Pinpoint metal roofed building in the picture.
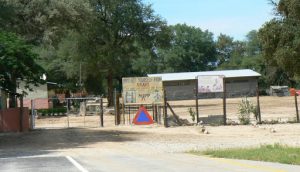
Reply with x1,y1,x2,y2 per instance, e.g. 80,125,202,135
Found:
148,69,261,100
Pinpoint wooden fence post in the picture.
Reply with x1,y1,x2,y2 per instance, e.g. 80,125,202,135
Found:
114,89,117,125
128,106,131,124
117,93,121,125
256,85,262,124
122,94,125,125
223,78,227,125
295,93,299,122
100,98,104,127
163,90,168,128
195,79,199,124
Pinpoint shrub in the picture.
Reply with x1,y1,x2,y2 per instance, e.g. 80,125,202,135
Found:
188,107,196,122
37,108,67,117
238,97,256,125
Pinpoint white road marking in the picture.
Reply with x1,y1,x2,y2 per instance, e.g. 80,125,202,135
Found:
66,156,89,172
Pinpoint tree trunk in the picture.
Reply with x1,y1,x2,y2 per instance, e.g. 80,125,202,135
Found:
107,72,114,107
8,93,17,108
8,77,17,108
0,90,7,110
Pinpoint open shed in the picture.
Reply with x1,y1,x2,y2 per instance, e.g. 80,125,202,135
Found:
148,69,261,100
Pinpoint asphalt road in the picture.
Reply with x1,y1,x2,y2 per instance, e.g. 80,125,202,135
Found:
0,156,79,172
1,150,300,172
73,148,300,172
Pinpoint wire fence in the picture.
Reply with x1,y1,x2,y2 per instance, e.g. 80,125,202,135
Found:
27,97,116,129
24,92,300,128
167,95,299,125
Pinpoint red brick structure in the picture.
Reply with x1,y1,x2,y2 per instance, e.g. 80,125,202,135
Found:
23,98,49,109
0,108,30,132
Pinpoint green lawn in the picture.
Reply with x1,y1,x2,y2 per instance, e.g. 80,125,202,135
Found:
189,144,300,165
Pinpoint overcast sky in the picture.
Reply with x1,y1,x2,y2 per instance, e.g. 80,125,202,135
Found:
144,0,275,40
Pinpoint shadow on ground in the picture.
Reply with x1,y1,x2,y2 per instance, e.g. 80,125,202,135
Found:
0,128,144,158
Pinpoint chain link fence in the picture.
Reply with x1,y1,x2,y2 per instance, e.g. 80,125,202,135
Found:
29,97,116,129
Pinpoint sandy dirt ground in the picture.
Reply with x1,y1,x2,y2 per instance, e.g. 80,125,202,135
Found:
168,96,298,122
25,96,300,155
1,124,300,157
1,96,300,171
34,96,299,129
1,123,300,171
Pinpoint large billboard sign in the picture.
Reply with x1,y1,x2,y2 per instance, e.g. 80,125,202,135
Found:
197,75,224,93
122,77,163,105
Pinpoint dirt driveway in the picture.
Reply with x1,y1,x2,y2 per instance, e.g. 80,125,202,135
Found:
1,124,300,171
1,124,300,156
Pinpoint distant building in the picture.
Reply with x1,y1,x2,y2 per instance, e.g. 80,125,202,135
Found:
17,82,49,109
148,69,261,100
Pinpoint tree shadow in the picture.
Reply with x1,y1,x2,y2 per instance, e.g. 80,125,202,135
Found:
0,128,145,158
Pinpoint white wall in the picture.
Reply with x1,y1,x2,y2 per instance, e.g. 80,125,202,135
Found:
17,82,48,99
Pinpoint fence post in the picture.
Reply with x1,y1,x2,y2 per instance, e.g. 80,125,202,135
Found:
128,106,131,124
152,104,155,122
31,99,35,129
19,95,23,132
256,85,262,124
223,78,227,125
100,98,104,127
117,93,121,125
114,89,117,125
163,90,168,128
114,89,121,125
122,94,125,125
195,79,199,124
295,93,299,122
67,98,69,113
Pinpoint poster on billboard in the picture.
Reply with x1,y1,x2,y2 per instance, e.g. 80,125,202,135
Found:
122,77,163,105
197,75,224,93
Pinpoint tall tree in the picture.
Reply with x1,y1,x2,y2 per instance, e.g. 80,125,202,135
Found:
0,31,45,107
0,0,93,96
259,0,300,86
158,24,216,72
246,30,262,56
77,0,170,106
0,0,92,45
216,34,234,65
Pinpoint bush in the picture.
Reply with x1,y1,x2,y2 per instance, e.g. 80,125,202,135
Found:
188,107,196,122
238,97,256,125
37,108,67,117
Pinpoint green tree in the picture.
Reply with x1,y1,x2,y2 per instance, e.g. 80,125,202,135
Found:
0,31,45,107
259,0,300,86
0,0,93,96
159,24,216,72
216,34,234,65
0,0,92,45
76,0,170,106
246,30,261,56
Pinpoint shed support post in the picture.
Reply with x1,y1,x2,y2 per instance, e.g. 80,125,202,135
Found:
195,79,199,124
295,93,299,123
163,90,168,128
223,78,227,125
256,83,262,124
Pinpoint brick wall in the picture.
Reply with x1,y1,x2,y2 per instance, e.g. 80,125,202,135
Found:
22,98,50,109
0,108,29,132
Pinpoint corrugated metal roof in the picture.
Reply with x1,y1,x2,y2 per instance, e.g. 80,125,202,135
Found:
148,69,261,81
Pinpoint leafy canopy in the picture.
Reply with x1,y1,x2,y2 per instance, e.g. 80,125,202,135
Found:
159,24,216,72
259,0,300,85
0,31,45,93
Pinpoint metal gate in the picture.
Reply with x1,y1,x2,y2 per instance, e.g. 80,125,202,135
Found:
31,97,110,129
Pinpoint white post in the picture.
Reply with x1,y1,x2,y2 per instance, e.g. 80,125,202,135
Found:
31,99,35,129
